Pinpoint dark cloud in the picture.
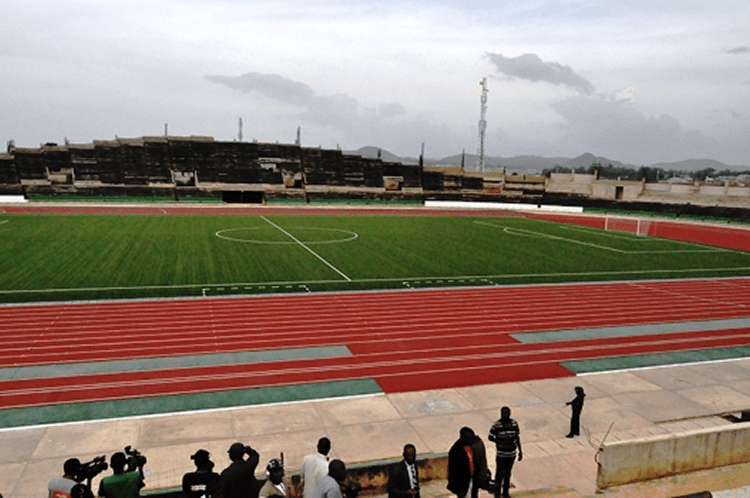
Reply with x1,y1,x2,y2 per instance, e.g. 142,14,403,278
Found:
486,53,595,95
726,47,750,54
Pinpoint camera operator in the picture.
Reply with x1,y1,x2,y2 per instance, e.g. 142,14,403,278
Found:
98,450,145,498
49,458,80,498
219,442,260,498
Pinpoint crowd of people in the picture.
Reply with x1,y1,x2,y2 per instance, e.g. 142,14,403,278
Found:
47,388,585,498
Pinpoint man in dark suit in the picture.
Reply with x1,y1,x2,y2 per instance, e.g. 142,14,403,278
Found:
387,444,420,498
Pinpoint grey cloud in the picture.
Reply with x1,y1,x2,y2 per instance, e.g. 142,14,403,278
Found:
549,96,717,164
486,53,595,95
205,71,463,156
726,47,750,54
205,73,315,106
379,102,407,118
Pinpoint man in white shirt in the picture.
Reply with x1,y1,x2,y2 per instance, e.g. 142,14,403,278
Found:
300,437,331,498
312,460,346,498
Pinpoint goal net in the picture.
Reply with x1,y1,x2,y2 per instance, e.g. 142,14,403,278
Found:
604,216,651,236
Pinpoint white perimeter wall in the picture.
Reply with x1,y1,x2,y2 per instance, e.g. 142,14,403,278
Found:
424,200,583,213
596,422,750,490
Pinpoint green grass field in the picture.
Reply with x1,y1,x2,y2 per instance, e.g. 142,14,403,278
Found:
1,213,749,303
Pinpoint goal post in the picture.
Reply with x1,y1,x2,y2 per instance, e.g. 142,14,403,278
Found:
604,215,650,236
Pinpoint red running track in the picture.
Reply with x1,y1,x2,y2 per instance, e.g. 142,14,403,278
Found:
2,277,750,409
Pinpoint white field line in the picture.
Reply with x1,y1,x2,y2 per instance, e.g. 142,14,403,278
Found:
475,220,730,254
559,224,730,250
261,215,351,282
3,270,750,297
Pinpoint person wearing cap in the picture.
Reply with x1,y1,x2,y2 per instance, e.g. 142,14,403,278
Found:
259,459,286,498
300,437,331,498
182,449,220,498
312,459,346,498
565,386,586,438
49,458,81,498
220,442,260,498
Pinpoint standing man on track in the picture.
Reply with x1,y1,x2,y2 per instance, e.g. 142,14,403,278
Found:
488,407,522,498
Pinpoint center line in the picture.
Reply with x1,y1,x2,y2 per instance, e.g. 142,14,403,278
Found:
261,216,351,281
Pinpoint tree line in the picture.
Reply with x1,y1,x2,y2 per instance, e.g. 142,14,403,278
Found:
542,163,750,183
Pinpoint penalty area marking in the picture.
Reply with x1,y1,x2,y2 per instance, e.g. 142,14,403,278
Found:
474,220,730,254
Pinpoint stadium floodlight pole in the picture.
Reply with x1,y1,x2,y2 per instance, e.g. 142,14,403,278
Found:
477,77,488,172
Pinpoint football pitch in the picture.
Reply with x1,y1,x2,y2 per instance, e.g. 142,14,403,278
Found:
1,212,749,303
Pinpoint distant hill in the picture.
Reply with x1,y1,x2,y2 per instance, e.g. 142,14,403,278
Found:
347,147,742,175
650,158,739,172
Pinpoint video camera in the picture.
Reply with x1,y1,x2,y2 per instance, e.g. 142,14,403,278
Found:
124,446,147,470
75,456,108,483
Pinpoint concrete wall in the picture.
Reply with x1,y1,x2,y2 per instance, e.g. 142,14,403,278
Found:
596,422,750,490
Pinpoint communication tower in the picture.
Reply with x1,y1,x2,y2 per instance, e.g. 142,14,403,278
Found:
477,77,488,171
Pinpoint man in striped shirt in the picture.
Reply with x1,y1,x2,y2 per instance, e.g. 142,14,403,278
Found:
488,407,522,498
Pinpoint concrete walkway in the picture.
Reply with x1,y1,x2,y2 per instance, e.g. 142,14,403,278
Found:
4,359,750,498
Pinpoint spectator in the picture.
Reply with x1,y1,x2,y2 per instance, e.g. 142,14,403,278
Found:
98,452,145,498
565,386,586,438
488,407,522,498
447,427,488,498
259,459,286,498
49,458,80,498
220,442,260,498
182,449,220,498
387,444,419,498
71,484,95,498
313,460,346,498
300,437,331,498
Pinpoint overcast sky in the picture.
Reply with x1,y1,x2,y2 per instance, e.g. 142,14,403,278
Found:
2,0,749,166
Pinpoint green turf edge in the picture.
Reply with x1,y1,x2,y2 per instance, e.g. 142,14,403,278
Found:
562,346,750,374
0,379,382,429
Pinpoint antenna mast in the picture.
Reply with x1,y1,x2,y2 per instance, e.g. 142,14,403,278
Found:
477,77,488,172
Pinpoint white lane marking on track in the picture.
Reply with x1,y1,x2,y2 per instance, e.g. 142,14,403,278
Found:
261,216,351,281
629,280,749,308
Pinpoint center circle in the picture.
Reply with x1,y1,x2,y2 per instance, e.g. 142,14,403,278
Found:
215,226,358,244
